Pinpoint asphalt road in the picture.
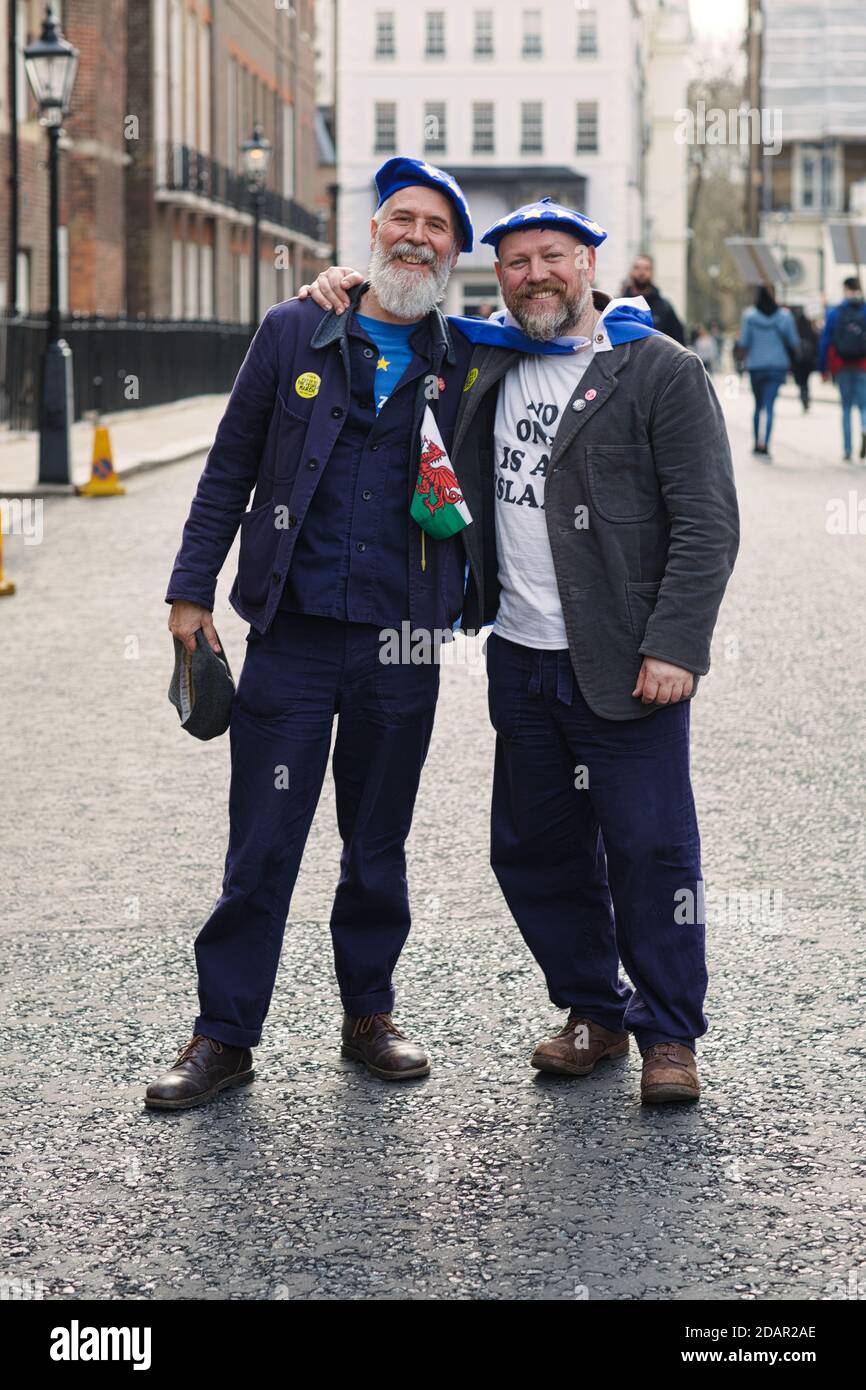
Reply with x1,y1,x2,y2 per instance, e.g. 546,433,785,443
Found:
0,379,863,1301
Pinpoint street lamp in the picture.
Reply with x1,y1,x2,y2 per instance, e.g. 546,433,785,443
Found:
24,3,79,485
241,123,272,335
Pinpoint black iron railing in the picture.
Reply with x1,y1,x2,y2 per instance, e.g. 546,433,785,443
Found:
155,143,323,243
0,314,254,432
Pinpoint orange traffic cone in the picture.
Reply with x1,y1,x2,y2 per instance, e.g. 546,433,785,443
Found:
0,526,15,597
76,423,126,497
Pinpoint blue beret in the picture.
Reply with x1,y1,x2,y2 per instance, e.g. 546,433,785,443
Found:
374,157,474,253
481,197,607,253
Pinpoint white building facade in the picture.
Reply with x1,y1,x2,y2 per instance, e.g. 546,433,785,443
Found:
759,0,866,306
335,1,664,315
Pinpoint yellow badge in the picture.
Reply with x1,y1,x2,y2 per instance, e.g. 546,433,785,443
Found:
463,367,479,392
295,371,321,399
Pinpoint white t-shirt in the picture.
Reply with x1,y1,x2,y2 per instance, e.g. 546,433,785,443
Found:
493,336,595,648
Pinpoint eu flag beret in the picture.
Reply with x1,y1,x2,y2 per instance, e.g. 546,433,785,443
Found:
481,197,607,253
374,157,474,253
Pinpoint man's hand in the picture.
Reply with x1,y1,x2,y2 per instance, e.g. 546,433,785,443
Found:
168,601,221,655
296,266,365,314
632,657,694,706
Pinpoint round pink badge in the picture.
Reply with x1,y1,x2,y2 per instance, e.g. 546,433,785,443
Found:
584,388,597,401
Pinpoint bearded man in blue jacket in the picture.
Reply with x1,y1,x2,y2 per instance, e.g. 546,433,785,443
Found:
147,159,477,1108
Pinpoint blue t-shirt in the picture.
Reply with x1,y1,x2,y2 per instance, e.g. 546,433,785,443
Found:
354,314,417,412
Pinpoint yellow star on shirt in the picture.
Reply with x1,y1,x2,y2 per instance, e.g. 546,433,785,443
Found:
376,355,390,371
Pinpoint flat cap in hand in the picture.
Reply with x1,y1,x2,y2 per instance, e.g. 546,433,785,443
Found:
168,628,235,741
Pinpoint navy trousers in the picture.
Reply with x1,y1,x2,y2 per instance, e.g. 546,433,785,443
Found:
486,632,706,1053
193,612,439,1048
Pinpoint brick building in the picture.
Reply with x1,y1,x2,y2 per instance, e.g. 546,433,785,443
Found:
0,0,328,323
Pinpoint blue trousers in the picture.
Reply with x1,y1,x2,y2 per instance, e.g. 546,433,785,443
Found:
193,612,439,1048
486,633,706,1053
749,368,786,447
836,368,866,454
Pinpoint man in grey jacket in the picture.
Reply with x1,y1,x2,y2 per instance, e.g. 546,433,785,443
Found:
302,200,739,1104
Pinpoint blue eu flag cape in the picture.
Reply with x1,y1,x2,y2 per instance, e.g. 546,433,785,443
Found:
449,297,662,353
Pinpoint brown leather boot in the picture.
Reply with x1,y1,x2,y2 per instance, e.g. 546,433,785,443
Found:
340,1013,429,1080
640,1042,700,1103
144,1034,255,1110
530,1015,629,1076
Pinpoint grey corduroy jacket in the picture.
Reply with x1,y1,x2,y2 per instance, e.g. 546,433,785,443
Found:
450,296,740,721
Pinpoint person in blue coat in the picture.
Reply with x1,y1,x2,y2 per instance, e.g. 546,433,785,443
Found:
147,159,479,1107
817,277,866,462
737,286,800,459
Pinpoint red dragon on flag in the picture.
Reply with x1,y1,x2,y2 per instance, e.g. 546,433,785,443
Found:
415,436,464,515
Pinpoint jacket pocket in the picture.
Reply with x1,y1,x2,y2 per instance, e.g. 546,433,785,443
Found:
586,444,660,523
625,579,662,642
236,500,282,611
271,390,312,480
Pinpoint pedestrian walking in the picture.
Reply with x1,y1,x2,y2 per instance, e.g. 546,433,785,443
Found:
817,276,866,462
791,306,818,411
693,324,720,374
736,286,801,459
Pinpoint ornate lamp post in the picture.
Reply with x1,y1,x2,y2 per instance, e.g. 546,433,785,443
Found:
23,2,80,485
241,123,272,335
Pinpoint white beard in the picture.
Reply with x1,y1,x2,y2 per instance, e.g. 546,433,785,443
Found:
367,238,453,319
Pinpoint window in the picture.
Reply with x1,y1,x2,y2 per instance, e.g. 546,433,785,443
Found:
200,242,214,319
576,101,598,153
185,241,199,318
463,281,499,317
375,11,395,58
577,8,598,57
185,11,196,148
58,225,69,315
795,142,840,212
472,101,494,154
16,249,31,315
522,8,542,58
521,101,543,155
227,56,238,171
15,0,28,121
154,0,169,183
283,104,295,195
198,22,211,156
374,101,397,154
425,10,445,58
474,10,494,58
424,101,446,155
171,240,183,319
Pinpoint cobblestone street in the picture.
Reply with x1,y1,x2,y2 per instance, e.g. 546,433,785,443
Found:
1,379,864,1301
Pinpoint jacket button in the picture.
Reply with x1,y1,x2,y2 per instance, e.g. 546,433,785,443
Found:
271,572,281,584
356,541,367,552
362,489,373,500
288,514,298,527
370,443,380,452
331,406,343,418
307,458,318,469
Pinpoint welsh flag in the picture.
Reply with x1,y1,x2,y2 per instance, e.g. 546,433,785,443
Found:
410,406,473,540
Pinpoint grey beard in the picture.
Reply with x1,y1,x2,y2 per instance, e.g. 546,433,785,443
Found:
507,282,592,341
367,239,452,318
